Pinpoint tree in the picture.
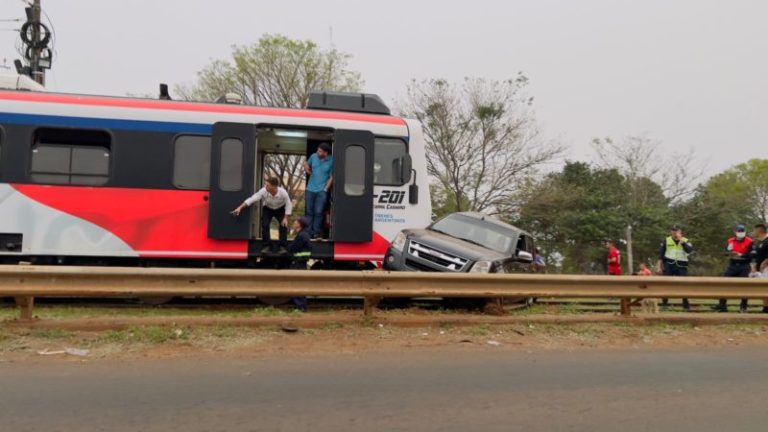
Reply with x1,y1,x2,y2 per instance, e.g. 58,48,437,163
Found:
176,34,363,107
672,159,768,275
401,76,562,217
592,135,704,202
516,162,669,274
176,34,364,203
711,159,768,223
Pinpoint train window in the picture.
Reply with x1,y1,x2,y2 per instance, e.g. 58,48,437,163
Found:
173,135,211,190
374,138,407,186
30,128,111,186
70,147,110,185
344,145,366,196
516,235,535,255
219,138,243,191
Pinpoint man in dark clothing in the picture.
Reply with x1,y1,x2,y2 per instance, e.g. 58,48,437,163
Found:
750,224,768,313
287,216,312,311
715,224,753,313
656,226,694,310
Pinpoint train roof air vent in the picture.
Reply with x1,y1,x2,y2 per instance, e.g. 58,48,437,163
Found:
215,93,244,104
307,91,391,115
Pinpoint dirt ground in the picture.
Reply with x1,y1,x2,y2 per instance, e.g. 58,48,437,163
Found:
3,306,768,363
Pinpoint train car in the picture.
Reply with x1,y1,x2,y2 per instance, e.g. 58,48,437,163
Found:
0,89,432,268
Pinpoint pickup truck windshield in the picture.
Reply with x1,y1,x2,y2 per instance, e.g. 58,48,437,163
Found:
430,214,515,254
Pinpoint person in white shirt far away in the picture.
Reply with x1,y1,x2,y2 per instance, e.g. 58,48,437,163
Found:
231,177,293,254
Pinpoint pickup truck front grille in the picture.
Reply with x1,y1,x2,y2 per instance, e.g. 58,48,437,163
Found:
405,259,441,272
407,241,469,272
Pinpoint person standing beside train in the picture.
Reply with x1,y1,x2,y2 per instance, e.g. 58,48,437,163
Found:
303,142,334,239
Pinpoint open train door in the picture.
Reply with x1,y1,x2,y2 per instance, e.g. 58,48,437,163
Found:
208,122,257,240
331,129,375,242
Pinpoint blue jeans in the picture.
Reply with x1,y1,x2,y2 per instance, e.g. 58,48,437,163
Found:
305,190,327,237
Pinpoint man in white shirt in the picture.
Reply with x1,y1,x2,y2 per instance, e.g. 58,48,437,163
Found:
231,177,293,254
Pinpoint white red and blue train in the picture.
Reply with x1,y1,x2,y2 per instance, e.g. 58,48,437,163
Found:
0,88,431,267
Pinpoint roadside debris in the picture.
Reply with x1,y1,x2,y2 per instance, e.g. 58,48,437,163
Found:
281,324,299,333
37,348,90,357
487,340,502,346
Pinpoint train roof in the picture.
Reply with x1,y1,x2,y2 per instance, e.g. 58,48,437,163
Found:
0,90,406,126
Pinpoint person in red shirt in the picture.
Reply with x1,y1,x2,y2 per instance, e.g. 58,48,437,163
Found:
605,239,622,275
638,263,653,276
714,224,754,313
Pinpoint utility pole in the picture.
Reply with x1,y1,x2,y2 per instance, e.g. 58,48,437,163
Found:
626,225,634,275
16,0,52,86
29,0,43,84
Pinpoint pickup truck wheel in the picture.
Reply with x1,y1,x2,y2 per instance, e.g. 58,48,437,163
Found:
443,297,488,311
258,297,292,306
138,296,174,306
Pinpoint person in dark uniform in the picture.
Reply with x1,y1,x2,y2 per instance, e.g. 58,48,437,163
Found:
714,224,753,313
656,226,694,310
287,216,312,312
749,224,768,313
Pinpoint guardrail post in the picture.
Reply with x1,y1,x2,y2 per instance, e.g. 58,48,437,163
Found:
363,296,381,317
619,298,632,317
14,296,35,321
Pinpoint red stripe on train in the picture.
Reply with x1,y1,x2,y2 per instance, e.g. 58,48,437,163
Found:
12,184,392,261
334,232,391,262
12,184,247,258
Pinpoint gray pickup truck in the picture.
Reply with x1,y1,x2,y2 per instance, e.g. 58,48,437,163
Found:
384,212,536,274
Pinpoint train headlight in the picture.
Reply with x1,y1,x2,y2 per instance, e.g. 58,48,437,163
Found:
391,232,408,251
469,261,492,273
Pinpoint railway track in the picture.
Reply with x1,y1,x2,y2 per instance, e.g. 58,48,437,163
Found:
0,295,743,314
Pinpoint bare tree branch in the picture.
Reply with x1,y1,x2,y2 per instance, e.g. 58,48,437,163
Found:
592,135,706,202
401,76,563,216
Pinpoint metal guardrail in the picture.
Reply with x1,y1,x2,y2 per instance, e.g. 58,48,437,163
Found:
2,265,768,320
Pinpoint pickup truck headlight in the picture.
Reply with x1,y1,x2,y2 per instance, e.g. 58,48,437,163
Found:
469,261,492,273
391,232,407,251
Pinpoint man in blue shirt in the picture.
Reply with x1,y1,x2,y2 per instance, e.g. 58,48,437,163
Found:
303,142,334,238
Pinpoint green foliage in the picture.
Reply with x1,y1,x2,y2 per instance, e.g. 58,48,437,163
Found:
28,328,73,340
516,161,669,273
430,184,469,219
176,34,363,108
517,158,768,275
672,159,768,275
175,34,364,204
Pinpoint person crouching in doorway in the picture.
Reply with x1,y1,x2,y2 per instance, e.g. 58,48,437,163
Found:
231,177,292,254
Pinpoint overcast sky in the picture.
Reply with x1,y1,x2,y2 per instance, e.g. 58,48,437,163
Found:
1,0,766,173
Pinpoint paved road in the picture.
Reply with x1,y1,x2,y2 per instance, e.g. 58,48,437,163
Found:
2,347,768,432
